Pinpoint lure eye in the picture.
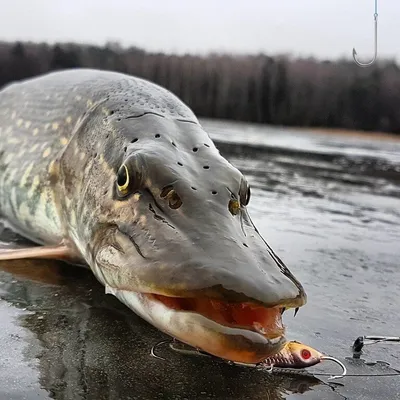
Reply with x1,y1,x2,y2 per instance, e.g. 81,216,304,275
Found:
117,164,130,196
301,349,312,360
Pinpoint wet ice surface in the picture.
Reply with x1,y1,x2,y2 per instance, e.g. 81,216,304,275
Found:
0,119,399,399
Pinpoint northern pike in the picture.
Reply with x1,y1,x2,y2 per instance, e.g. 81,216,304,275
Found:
0,69,306,364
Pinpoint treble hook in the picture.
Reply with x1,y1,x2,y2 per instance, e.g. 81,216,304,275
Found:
353,0,378,67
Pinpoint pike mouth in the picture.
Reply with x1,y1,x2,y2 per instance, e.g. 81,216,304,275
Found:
107,287,289,364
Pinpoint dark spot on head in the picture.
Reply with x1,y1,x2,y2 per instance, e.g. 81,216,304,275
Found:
204,143,210,148
192,147,198,152
94,152,98,158
191,186,197,191
243,243,249,248
106,134,110,139
103,189,108,196
155,134,161,138
160,185,182,209
110,111,115,115
169,192,182,209
160,185,174,198
131,138,138,143
117,118,121,122
172,142,176,147
177,162,183,166
125,99,128,102
203,165,210,170
124,146,127,152
212,190,217,195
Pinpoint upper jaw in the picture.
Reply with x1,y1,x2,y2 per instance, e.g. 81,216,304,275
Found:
95,247,307,309
95,207,307,309
105,246,307,309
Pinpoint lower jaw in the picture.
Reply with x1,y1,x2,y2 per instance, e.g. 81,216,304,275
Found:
105,286,287,364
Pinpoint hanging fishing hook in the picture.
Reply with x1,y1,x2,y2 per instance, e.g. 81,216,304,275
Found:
353,0,378,67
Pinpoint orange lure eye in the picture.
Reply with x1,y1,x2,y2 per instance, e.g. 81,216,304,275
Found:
301,349,312,360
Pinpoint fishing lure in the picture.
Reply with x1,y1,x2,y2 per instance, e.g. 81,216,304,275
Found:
151,339,347,380
152,338,400,379
257,340,347,380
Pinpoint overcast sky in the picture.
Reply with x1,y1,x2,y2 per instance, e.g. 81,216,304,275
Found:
0,0,398,61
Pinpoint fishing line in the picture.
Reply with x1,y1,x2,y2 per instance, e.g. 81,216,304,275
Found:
263,368,400,378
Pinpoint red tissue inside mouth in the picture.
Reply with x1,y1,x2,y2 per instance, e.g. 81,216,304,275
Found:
148,294,284,338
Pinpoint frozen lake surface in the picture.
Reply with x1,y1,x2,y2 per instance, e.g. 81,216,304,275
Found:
0,119,399,399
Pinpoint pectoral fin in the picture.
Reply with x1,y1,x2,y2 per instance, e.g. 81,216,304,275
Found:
0,243,77,261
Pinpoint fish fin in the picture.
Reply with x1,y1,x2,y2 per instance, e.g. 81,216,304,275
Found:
0,243,77,261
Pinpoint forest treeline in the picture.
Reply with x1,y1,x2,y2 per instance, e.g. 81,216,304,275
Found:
1,41,399,133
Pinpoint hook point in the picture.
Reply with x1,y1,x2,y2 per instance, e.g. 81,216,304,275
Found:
321,356,347,380
150,339,170,361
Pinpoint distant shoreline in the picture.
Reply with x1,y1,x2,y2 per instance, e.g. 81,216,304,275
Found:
303,127,400,142
1,41,400,136
202,118,400,142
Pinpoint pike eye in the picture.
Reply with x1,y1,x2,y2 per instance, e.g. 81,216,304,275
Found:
116,164,130,196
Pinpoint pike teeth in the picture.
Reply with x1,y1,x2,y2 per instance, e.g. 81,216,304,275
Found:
268,336,284,345
294,307,299,317
280,307,286,315
105,285,116,295
253,322,267,335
